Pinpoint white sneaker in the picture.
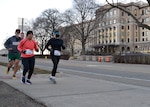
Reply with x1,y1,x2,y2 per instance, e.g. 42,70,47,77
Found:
17,68,23,74
49,76,56,84
19,68,23,73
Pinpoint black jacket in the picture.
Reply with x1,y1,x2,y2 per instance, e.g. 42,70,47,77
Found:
45,38,65,55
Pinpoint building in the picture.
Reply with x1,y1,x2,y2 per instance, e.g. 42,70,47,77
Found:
93,1,150,54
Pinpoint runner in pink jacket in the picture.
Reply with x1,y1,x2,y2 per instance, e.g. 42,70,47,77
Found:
18,30,39,84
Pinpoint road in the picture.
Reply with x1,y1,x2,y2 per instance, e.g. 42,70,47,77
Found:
0,56,150,87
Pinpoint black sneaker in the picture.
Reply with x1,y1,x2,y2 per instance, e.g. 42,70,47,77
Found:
21,76,25,84
26,79,32,85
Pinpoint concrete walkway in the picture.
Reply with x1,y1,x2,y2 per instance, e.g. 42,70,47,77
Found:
1,65,150,107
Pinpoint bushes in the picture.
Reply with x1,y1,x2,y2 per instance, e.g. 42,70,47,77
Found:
113,53,150,64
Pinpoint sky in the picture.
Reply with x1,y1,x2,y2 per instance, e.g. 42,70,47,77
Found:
0,0,147,49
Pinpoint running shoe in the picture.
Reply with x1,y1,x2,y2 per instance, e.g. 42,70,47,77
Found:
49,77,56,84
26,79,32,85
6,70,9,75
12,75,17,79
21,76,25,84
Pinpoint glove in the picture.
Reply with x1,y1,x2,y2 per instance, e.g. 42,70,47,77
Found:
22,50,26,54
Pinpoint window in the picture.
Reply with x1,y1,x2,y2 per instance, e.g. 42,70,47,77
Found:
146,31,148,36
122,26,124,30
142,38,144,41
142,32,144,36
128,26,129,30
99,23,101,27
106,22,108,25
102,29,104,32
135,32,137,37
128,19,131,23
135,38,138,42
128,38,130,43
135,26,138,30
106,12,109,18
114,10,116,16
121,19,125,23
114,39,116,43
146,8,149,15
142,10,144,15
134,9,137,16
114,19,116,23
110,20,112,24
128,32,130,37
145,18,149,22
122,12,124,16
102,22,105,26
110,11,112,17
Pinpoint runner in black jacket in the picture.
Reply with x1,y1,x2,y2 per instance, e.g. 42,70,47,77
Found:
45,31,65,84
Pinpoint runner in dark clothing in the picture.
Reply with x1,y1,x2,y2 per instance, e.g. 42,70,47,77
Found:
45,31,65,84
4,29,22,79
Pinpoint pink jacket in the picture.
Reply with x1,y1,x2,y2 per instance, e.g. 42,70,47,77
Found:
18,38,38,58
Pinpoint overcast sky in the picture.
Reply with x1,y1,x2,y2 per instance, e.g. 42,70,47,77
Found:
0,0,147,49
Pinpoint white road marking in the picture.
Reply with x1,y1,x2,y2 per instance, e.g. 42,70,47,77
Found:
86,65,113,67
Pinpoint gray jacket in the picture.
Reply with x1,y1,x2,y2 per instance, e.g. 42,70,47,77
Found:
4,35,22,54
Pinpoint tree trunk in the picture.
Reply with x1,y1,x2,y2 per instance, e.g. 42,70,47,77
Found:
81,42,86,55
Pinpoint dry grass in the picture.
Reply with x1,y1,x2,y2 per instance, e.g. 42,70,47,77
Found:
0,62,50,74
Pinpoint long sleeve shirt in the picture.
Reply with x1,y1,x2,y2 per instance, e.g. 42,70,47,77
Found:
4,36,22,54
17,38,38,58
45,38,65,55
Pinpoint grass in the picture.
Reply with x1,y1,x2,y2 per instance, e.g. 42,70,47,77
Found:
0,62,50,74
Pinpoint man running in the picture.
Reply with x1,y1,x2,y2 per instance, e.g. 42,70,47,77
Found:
4,29,22,79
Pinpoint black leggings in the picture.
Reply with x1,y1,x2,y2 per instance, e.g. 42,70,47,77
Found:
22,56,35,79
51,55,60,76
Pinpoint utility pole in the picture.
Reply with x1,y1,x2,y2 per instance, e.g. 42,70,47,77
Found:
21,18,24,32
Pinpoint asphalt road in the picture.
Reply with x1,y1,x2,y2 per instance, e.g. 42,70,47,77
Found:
0,56,150,87
34,58,150,87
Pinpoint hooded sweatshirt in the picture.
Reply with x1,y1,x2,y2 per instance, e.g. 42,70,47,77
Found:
4,35,22,54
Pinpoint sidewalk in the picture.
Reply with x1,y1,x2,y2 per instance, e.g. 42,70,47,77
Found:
1,65,150,107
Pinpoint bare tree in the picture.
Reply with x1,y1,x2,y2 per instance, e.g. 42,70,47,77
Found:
32,17,50,55
40,9,64,36
60,25,80,56
63,0,100,55
32,9,63,55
